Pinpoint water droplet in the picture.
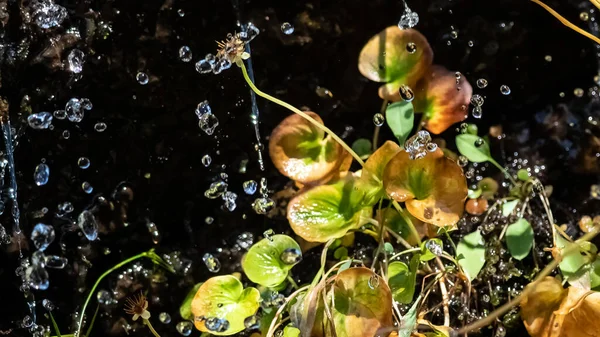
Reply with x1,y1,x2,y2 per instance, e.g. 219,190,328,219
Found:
202,154,212,167
204,317,229,332
281,22,294,34
28,112,53,130
500,85,511,95
31,223,55,251
373,113,385,126
22,315,33,328
425,240,443,256
147,222,161,244
243,180,257,195
470,94,484,107
280,248,302,264
205,181,228,199
68,49,85,73
26,265,49,290
177,9,185,17
77,210,98,241
474,138,485,148
57,201,74,214
406,42,417,53
315,86,333,98
179,46,192,62
404,130,432,159
472,106,483,119
176,321,193,336
591,184,600,199
399,85,414,102
198,112,219,135
53,110,67,120
43,299,55,311
94,122,107,132
574,88,584,97
195,59,213,74
455,72,462,84
80,98,93,110
222,191,237,211
78,157,90,169
202,253,221,273
368,274,380,289
33,1,67,29
240,23,260,43
65,98,84,123
580,12,590,21
244,315,260,330
476,78,488,89
252,197,274,214
34,163,50,186
159,312,171,324
44,255,68,269
81,181,93,194
544,55,552,62
62,130,70,139
398,8,419,29
196,100,211,116
96,289,115,305
136,72,149,85
205,217,214,224
426,142,438,152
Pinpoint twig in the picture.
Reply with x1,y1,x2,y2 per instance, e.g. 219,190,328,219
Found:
530,0,600,45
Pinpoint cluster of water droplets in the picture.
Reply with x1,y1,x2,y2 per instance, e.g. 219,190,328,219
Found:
25,224,68,290
195,24,260,75
196,100,219,135
398,1,419,30
404,130,437,159
163,251,193,275
32,0,68,29
204,174,238,212
251,177,275,214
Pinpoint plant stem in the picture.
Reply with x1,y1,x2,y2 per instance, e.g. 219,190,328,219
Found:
531,0,600,45
287,275,299,289
49,311,62,337
372,100,388,151
144,319,161,337
237,60,365,166
456,228,600,334
489,158,518,186
392,201,422,245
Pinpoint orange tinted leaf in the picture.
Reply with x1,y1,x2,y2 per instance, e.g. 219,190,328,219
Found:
269,112,350,184
359,141,402,203
358,27,433,101
383,150,467,228
413,66,472,134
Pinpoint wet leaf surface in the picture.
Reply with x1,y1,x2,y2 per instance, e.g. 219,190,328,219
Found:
242,234,301,287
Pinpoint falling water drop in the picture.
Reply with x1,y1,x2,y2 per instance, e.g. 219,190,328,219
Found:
500,85,511,95
179,46,192,62
373,113,385,126
34,163,50,186
281,22,294,35
202,253,221,273
136,72,149,85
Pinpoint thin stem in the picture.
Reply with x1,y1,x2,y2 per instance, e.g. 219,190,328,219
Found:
266,286,309,337
390,247,421,260
237,60,364,166
392,201,422,245
287,275,299,290
456,228,600,334
385,227,413,250
372,100,389,151
49,311,62,337
489,158,518,186
531,0,600,45
592,0,600,11
144,319,161,337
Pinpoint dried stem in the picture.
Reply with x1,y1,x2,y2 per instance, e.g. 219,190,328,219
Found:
531,0,600,45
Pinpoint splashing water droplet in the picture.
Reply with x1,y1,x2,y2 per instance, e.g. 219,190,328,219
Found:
373,113,385,126
222,191,237,211
477,78,488,89
94,122,107,132
136,72,149,85
31,223,55,251
159,312,171,324
252,197,274,214
472,106,483,119
202,253,221,273
202,154,212,167
425,240,443,256
78,157,90,169
77,210,98,241
398,5,419,29
26,265,49,290
33,1,67,29
44,255,68,269
81,181,93,194
280,248,302,264
404,130,433,159
196,100,212,116
243,180,257,195
263,229,275,241
470,94,484,107
68,49,85,73
28,112,53,130
204,181,228,199
43,299,55,311
281,22,294,34
53,110,67,120
399,85,414,102
34,163,50,186
65,98,84,123
179,46,192,62
244,315,260,330
500,85,511,95
195,59,213,74
198,112,219,135
176,321,193,336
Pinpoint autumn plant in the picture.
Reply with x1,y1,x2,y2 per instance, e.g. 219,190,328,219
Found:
181,20,600,337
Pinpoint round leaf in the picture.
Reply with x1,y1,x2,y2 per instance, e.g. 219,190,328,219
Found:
360,141,402,203
455,134,491,163
456,230,485,281
413,66,472,134
330,267,394,337
351,138,372,158
191,275,261,335
388,255,419,304
420,239,443,261
242,235,302,287
180,282,203,320
505,218,534,260
269,112,351,184
383,149,467,227
358,27,433,101
386,101,415,146
288,175,372,242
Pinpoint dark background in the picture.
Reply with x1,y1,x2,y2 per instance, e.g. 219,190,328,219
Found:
1,0,600,336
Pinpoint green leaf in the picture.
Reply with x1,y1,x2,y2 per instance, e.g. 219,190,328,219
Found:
456,230,486,281
388,255,419,304
384,242,395,254
259,308,276,336
191,275,261,336
288,175,373,243
352,138,372,159
283,326,301,337
334,247,349,260
421,239,443,261
242,235,302,288
590,260,600,290
455,134,491,163
502,200,519,217
180,282,203,320
398,296,420,337
338,259,352,274
506,219,534,260
555,234,588,283
48,311,62,337
386,101,415,145
468,188,482,199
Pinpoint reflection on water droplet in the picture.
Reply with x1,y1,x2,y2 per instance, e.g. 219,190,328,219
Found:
176,321,193,336
179,46,192,62
580,12,590,21
94,122,107,132
136,72,149,85
398,7,419,29
476,78,488,89
280,248,302,264
368,274,380,289
205,181,228,199
373,113,385,126
243,180,257,195
425,240,443,256
28,112,53,130
406,42,417,54
159,312,171,324
202,154,212,167
458,156,468,167
399,85,414,102
244,315,260,330
404,130,432,159
31,223,55,251
499,85,511,95
252,197,274,214
68,49,85,73
574,88,584,98
81,181,93,194
203,253,221,273
281,22,294,34
34,163,50,186
472,106,483,119
474,138,485,148
77,210,98,241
